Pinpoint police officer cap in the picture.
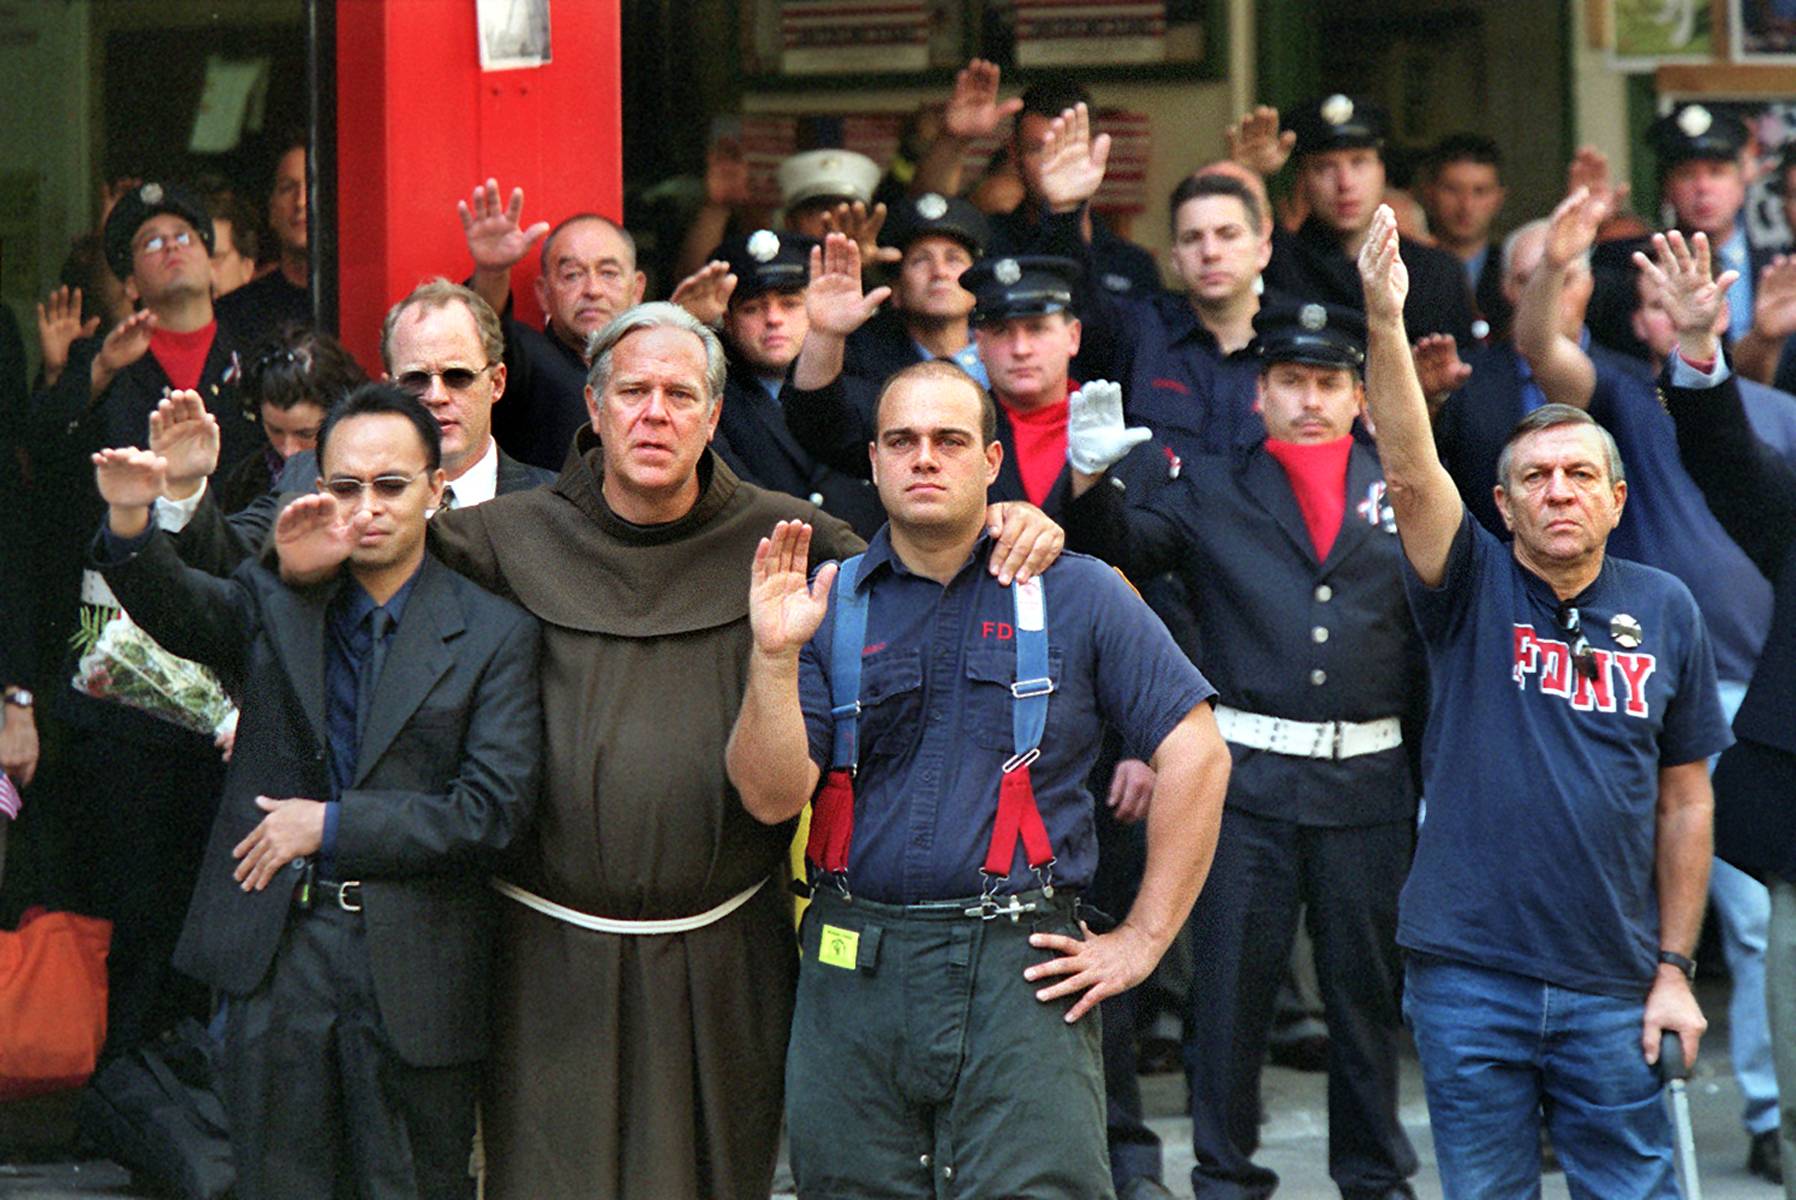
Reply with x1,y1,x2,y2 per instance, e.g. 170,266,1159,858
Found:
1647,104,1749,167
1286,95,1388,159
961,255,1080,325
103,180,215,281
778,149,881,211
1250,300,1367,372
713,229,817,303
880,192,992,257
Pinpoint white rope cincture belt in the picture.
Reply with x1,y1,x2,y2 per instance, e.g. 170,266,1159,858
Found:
1214,704,1402,761
490,876,766,935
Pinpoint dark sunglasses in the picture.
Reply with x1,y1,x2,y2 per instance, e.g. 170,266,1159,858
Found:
394,364,492,395
322,471,428,502
1554,603,1600,683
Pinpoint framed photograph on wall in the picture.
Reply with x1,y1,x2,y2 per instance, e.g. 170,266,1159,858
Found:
1610,0,1718,70
1731,0,1796,61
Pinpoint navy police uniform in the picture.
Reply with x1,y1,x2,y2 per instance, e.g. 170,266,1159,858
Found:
1649,103,1769,343
783,254,1178,523
842,192,992,388
1065,300,1425,1199
783,526,1214,1199
710,229,885,538
1265,97,1477,345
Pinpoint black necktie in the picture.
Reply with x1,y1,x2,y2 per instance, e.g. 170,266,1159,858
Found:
440,484,457,512
354,607,393,743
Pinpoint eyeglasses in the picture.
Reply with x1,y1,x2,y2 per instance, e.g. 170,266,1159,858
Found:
321,471,429,502
136,230,194,255
394,364,494,395
1555,603,1600,683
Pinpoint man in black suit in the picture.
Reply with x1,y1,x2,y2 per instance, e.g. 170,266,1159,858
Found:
154,279,553,574
91,384,542,1199
1656,230,1796,1184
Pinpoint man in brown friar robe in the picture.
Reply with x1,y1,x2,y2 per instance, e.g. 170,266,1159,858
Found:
417,301,1066,1199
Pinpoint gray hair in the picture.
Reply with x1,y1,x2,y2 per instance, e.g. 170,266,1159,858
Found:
1495,403,1626,488
584,302,727,408
1501,218,1589,284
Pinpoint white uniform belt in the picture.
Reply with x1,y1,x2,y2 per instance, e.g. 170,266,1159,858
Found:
490,876,765,935
1214,705,1402,761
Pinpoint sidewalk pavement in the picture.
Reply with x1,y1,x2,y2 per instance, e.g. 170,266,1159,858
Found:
1,983,1779,1198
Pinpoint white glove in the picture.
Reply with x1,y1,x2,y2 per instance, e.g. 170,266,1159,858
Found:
1066,380,1151,474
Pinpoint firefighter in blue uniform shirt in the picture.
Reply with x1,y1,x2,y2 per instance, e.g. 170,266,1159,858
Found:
1064,299,1427,1199
710,228,886,537
727,358,1232,1199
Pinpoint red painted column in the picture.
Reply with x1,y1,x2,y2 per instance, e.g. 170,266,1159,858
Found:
334,0,623,371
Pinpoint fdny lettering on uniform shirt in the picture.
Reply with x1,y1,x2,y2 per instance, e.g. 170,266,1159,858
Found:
1512,624,1657,718
979,622,1016,641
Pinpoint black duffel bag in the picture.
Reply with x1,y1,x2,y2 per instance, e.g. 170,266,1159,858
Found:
77,1017,234,1199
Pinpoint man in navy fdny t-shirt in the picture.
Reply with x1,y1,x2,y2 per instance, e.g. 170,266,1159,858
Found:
1357,207,1732,1198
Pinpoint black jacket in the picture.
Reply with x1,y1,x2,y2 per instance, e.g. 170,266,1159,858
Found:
1265,219,1477,345
1065,439,1427,826
715,352,885,538
97,535,541,1067
1663,367,1796,759
491,315,591,473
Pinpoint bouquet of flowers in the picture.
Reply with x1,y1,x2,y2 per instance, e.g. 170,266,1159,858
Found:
70,608,237,738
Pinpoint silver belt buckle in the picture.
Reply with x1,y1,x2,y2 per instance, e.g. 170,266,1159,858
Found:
962,893,1037,922
336,880,363,913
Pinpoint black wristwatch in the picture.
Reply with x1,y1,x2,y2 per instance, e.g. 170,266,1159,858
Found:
1658,950,1697,981
3,686,33,710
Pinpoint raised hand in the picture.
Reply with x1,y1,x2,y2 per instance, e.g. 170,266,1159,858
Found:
1565,145,1631,216
705,136,751,209
1066,380,1149,474
1752,255,1796,341
1038,103,1112,213
92,309,157,390
458,178,551,275
943,58,1022,141
821,200,902,268
1543,186,1611,270
805,233,892,339
1357,205,1410,323
149,390,221,495
670,260,738,326
274,492,366,584
92,446,169,510
35,285,99,386
1633,230,1738,359
748,520,837,659
1412,334,1472,405
1226,105,1295,178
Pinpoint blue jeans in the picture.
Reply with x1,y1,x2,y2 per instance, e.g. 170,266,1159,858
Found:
1404,956,1678,1200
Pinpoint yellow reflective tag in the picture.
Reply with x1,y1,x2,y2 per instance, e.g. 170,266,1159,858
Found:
818,924,860,970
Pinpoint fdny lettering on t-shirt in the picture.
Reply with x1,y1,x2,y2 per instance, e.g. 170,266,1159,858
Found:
1512,624,1657,717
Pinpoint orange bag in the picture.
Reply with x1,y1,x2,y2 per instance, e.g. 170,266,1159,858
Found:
0,907,112,1099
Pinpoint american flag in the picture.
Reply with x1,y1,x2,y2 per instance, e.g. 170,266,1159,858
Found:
0,771,20,820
